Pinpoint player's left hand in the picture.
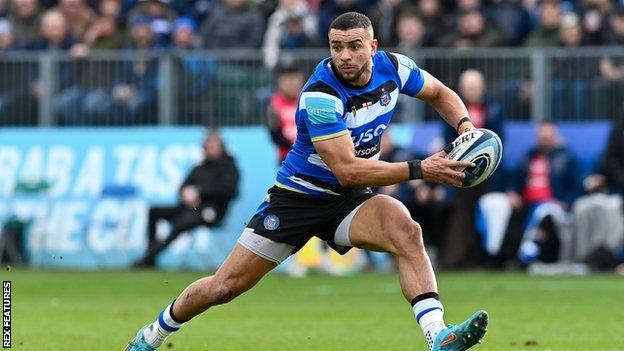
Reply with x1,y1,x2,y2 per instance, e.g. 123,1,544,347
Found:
421,150,475,186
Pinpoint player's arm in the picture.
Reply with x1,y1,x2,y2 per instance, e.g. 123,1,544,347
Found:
416,70,475,135
313,133,473,187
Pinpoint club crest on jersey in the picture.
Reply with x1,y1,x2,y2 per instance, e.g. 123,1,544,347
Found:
380,91,391,106
263,215,280,230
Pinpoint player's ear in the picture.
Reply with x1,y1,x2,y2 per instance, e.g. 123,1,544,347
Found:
370,38,378,56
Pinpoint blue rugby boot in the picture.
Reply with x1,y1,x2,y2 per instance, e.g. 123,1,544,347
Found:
124,325,156,351
432,310,488,351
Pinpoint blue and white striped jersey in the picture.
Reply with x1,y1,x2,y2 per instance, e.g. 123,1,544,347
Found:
275,50,427,196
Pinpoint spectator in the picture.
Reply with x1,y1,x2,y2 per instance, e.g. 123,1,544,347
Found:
440,69,505,268
550,13,595,120
133,131,239,268
172,17,218,122
263,0,318,68
0,19,15,51
127,0,177,47
487,0,533,45
8,0,41,49
98,0,126,29
30,10,78,121
439,9,505,48
83,14,125,49
507,122,581,264
56,0,97,41
368,0,409,46
580,6,608,45
201,0,264,49
416,0,447,44
524,0,561,47
605,6,624,45
172,0,214,23
395,11,432,50
267,64,303,163
109,16,159,123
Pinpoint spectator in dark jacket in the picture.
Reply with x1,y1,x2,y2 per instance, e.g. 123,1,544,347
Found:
440,69,505,268
133,131,240,267
201,0,264,49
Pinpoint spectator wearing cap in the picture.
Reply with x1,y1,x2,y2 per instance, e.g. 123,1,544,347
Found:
524,0,561,47
172,17,199,49
8,0,41,49
263,0,318,68
55,0,97,41
201,0,264,49
127,0,177,47
171,16,217,123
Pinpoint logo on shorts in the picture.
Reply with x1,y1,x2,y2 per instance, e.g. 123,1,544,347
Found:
380,91,391,106
263,215,280,230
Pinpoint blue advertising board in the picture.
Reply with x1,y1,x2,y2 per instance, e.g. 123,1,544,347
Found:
0,127,277,270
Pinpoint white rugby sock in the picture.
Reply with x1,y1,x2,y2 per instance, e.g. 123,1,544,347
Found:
143,302,186,348
411,293,445,350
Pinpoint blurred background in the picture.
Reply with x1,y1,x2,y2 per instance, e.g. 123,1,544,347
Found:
1,0,624,276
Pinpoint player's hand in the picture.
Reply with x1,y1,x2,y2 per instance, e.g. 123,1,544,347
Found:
181,186,201,208
421,151,475,186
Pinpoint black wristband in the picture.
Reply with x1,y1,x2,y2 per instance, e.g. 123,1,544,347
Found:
456,116,471,132
443,142,454,154
407,160,422,180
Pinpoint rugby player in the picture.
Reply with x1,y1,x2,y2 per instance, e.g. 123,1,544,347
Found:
126,11,488,351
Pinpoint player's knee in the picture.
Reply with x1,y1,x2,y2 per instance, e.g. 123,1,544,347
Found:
390,219,424,255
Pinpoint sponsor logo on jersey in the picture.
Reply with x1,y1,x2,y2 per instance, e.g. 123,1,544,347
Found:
352,123,387,147
354,143,380,158
263,215,280,230
380,91,391,106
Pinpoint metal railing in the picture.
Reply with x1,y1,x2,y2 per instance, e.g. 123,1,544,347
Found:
0,47,622,127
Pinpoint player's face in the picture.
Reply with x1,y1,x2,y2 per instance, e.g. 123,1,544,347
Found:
328,28,377,86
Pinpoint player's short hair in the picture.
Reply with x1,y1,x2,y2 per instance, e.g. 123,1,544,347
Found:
329,12,372,32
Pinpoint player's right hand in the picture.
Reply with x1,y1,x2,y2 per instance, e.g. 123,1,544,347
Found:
421,151,475,187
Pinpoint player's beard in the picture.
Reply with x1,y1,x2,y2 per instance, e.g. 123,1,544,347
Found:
340,61,370,84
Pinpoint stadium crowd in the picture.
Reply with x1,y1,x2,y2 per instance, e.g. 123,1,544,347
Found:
1,0,623,52
0,0,624,124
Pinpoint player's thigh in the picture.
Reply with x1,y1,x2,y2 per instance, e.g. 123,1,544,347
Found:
348,194,420,253
212,242,278,293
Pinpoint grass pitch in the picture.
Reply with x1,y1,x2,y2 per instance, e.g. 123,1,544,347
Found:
6,269,623,351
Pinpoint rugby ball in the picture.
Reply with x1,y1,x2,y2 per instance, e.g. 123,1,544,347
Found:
445,128,502,188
